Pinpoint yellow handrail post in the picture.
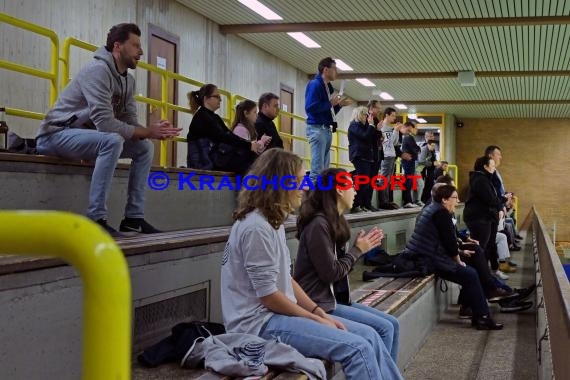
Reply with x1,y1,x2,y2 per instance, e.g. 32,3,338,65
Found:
447,164,459,189
0,211,131,380
160,71,168,167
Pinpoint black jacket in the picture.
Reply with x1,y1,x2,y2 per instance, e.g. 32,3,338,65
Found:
401,135,420,161
404,202,459,275
187,107,251,149
254,112,283,149
463,170,501,223
347,120,377,162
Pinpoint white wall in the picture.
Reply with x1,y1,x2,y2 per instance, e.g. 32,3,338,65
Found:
1,0,354,167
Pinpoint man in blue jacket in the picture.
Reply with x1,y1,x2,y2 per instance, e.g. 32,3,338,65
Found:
305,57,352,182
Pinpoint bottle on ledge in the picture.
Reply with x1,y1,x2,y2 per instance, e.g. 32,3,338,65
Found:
0,107,9,151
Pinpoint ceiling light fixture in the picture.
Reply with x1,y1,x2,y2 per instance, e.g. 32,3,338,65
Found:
355,78,375,87
408,113,417,119
287,32,321,48
379,92,393,100
237,0,282,20
334,59,353,71
416,118,427,123
394,104,407,110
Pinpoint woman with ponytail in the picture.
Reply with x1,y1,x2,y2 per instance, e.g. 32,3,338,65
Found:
186,84,262,173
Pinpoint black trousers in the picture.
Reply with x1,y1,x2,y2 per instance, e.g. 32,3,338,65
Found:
460,244,497,298
436,263,489,318
466,219,499,271
352,159,374,208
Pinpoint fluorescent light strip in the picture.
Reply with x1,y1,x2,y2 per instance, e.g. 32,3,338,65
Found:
408,113,417,119
394,104,407,110
287,32,321,48
416,118,427,123
355,78,375,87
238,0,282,20
334,59,353,71
379,92,393,100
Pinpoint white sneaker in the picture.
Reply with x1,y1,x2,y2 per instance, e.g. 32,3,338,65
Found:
414,201,425,207
494,270,509,280
403,203,418,208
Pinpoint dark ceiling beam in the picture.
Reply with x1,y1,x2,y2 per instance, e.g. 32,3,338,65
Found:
219,16,570,34
337,70,570,80
380,100,570,105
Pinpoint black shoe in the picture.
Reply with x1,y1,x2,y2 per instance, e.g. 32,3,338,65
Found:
471,315,503,330
487,288,519,303
510,245,522,252
96,219,124,238
513,284,537,301
458,305,472,319
499,299,533,313
363,206,380,212
515,234,523,240
120,218,162,234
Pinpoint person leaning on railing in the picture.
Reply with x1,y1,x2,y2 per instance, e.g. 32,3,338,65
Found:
186,84,263,175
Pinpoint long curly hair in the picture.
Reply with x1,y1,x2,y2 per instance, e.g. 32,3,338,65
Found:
233,149,304,229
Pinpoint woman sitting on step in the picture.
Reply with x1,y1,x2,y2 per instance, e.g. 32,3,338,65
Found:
294,167,401,365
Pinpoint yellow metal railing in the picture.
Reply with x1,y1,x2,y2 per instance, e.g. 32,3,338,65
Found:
0,211,131,380
447,164,459,189
0,12,59,109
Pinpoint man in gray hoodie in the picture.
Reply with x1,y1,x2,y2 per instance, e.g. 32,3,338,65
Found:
36,23,181,237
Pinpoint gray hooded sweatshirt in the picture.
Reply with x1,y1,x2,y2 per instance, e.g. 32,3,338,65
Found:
38,46,138,140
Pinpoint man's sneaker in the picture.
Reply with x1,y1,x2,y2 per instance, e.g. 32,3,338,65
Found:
350,206,364,213
507,260,518,267
458,305,472,319
499,299,533,313
403,203,418,208
363,206,380,212
488,287,518,303
120,218,162,234
96,219,124,238
509,245,522,251
499,261,516,273
513,284,537,301
494,270,509,280
414,201,425,207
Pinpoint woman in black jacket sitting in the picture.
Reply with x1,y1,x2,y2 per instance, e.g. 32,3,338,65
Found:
186,84,262,174
403,184,503,330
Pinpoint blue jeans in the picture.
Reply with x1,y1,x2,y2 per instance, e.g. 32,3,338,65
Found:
37,128,153,221
260,313,402,380
306,124,332,182
330,303,400,362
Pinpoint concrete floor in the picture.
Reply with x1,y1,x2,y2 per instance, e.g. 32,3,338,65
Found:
403,234,537,380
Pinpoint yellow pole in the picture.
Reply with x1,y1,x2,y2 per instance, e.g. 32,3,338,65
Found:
0,211,131,380
160,71,168,167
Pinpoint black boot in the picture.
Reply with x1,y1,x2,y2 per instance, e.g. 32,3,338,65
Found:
471,315,504,330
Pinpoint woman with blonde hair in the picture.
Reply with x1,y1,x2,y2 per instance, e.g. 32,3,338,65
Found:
348,106,381,212
222,149,402,380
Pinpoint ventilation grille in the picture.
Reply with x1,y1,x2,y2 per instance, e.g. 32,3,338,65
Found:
134,286,208,354
395,230,407,252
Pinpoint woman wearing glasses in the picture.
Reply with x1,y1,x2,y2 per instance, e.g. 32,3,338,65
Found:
402,183,504,330
186,84,262,173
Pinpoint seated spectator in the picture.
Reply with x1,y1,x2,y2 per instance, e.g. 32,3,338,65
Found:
186,84,262,174
403,184,504,330
347,106,380,212
221,149,403,380
294,167,401,367
231,99,272,155
36,23,182,237
254,92,284,150
434,160,448,178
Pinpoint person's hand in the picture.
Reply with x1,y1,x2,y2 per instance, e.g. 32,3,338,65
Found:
340,98,353,107
251,141,264,154
260,134,272,146
355,227,383,254
499,210,505,220
454,255,466,266
467,237,479,245
314,309,346,330
401,152,412,161
367,113,374,125
462,250,475,257
149,119,182,139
